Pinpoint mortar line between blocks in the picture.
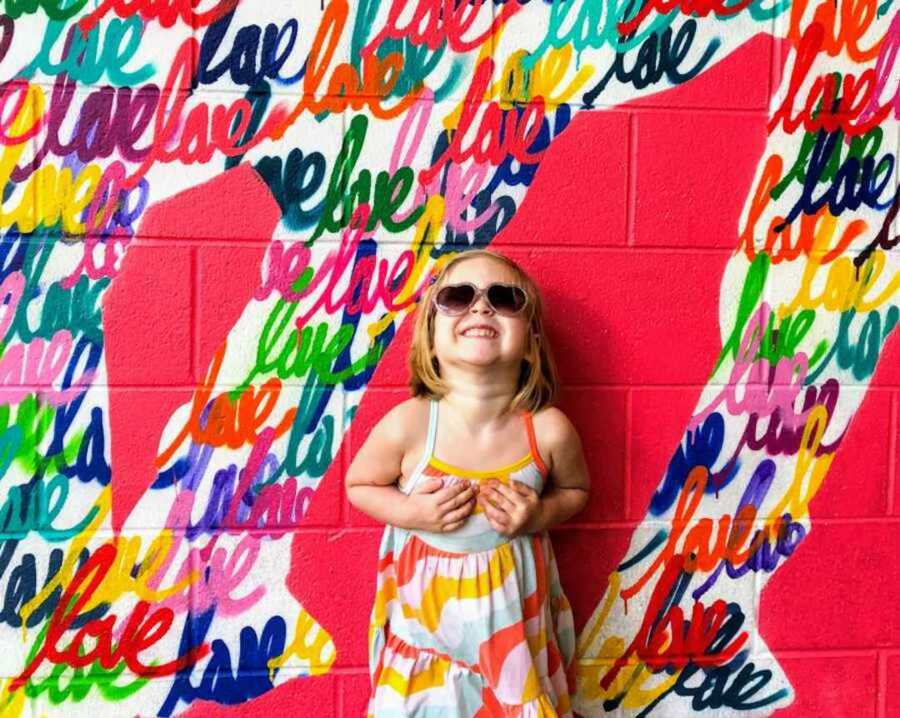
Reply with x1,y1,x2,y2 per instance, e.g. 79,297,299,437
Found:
767,16,777,110
557,516,900,529
336,673,344,718
340,390,349,527
331,666,370,674
889,392,898,516
93,515,900,535
770,648,880,659
624,387,633,518
878,649,888,718
609,104,772,117
626,113,638,248
190,248,197,383
752,565,762,657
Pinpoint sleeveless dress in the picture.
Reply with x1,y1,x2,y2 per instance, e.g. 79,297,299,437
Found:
367,400,577,717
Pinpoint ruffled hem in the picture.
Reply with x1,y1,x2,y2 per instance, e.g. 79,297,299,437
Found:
480,685,573,718
368,633,572,718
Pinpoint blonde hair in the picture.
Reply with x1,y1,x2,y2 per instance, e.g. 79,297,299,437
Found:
408,249,559,413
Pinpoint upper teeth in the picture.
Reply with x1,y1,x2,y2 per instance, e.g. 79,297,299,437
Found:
463,328,497,337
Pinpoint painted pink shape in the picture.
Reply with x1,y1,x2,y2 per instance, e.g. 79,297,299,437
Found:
286,30,781,670
176,32,790,715
103,163,281,532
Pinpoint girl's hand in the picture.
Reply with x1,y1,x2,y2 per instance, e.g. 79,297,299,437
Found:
478,480,543,538
404,478,477,533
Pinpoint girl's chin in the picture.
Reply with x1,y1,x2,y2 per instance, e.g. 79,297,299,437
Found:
452,352,515,368
438,346,522,368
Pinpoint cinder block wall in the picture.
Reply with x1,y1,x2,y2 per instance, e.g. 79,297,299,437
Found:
0,2,897,717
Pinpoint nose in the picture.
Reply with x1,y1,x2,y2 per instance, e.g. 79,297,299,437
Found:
470,291,493,314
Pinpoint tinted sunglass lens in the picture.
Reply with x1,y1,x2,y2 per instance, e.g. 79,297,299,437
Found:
436,285,475,313
488,285,526,314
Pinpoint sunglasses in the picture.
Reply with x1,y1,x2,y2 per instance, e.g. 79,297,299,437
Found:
433,282,528,316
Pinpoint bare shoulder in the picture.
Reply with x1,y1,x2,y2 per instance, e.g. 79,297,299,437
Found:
530,406,588,487
346,397,430,487
531,406,582,450
372,397,428,449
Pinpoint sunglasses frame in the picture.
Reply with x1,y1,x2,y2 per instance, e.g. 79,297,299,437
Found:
432,282,529,317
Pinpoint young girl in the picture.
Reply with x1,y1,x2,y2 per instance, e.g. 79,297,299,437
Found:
346,250,590,717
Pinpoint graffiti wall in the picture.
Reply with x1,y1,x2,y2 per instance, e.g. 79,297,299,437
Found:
0,0,896,716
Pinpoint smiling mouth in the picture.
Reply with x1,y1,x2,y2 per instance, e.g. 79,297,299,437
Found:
461,327,498,338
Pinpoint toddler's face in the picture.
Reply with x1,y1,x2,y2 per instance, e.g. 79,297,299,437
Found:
431,256,530,373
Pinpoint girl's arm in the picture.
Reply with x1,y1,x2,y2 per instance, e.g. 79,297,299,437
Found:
345,400,476,532
530,408,590,531
479,408,590,535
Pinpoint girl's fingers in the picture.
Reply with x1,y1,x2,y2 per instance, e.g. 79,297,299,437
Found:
482,486,516,511
442,500,475,525
490,482,523,505
438,484,475,508
435,480,471,501
511,481,537,498
481,501,509,528
477,492,503,513
414,477,444,494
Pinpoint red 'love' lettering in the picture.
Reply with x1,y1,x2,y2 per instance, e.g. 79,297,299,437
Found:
768,22,896,137
618,0,753,36
10,544,210,691
362,0,522,54
601,555,749,689
79,0,239,34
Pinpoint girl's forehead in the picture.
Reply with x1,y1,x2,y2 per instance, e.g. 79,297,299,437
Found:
443,256,519,284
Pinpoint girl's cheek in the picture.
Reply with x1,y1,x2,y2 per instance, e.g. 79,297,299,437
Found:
433,321,457,350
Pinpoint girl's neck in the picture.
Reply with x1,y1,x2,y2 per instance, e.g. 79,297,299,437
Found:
439,375,520,432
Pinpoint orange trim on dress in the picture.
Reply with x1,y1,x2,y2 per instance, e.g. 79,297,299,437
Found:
523,411,548,476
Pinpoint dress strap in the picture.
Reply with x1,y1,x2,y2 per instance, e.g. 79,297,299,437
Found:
401,399,439,495
523,411,548,476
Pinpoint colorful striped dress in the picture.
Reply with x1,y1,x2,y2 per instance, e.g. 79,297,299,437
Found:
367,400,577,717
